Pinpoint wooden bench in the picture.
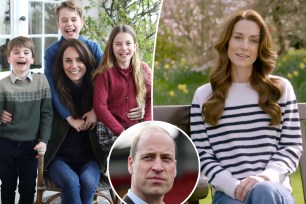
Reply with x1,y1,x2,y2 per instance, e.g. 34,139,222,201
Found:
153,103,306,203
153,105,208,204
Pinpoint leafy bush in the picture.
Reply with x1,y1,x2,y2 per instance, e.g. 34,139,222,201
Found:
81,0,161,67
274,49,306,102
154,61,209,105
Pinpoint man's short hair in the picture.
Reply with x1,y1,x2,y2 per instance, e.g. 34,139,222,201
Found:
130,126,177,159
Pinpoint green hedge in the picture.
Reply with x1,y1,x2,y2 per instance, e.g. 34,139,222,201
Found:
274,49,306,102
153,63,209,105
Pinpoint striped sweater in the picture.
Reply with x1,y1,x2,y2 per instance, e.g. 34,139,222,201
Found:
190,76,302,199
0,72,53,144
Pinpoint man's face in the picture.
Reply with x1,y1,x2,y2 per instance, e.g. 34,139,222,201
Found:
128,131,177,201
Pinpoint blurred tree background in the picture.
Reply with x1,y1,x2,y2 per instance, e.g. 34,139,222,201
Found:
154,0,306,105
81,0,162,68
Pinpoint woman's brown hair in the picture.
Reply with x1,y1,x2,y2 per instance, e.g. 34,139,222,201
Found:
53,39,96,118
203,9,283,126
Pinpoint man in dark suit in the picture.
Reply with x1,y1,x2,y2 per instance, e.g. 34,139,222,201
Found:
123,125,177,204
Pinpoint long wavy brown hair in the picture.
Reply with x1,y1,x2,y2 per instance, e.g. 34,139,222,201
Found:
203,9,283,126
93,24,149,108
53,39,96,118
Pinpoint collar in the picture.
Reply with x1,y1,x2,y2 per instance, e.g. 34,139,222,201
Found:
60,35,85,42
10,71,33,84
127,189,164,204
127,189,147,204
115,65,133,76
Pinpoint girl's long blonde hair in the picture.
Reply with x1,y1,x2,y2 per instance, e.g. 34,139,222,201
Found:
93,25,148,108
203,9,283,126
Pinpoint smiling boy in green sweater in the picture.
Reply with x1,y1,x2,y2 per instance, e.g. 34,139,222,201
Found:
0,36,53,204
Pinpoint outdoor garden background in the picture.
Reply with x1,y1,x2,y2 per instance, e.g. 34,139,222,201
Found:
153,0,306,203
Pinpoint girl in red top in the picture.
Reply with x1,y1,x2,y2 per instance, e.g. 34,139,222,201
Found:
93,24,152,155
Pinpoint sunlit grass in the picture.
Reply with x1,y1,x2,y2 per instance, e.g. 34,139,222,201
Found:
153,67,209,105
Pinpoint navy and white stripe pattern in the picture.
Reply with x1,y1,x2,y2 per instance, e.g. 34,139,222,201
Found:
190,76,302,198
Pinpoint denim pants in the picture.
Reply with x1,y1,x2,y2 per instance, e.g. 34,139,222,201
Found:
213,181,295,204
0,137,38,204
48,159,100,204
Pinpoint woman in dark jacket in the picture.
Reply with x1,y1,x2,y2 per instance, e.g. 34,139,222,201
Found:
44,39,105,204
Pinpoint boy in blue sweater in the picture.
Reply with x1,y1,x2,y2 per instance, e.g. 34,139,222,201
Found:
0,36,53,204
44,0,103,132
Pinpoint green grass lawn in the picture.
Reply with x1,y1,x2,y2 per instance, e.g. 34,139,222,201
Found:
198,167,304,204
153,68,209,105
291,166,304,204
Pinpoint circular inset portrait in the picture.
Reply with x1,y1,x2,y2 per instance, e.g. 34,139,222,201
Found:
107,121,200,204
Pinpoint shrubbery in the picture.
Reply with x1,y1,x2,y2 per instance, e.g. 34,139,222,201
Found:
274,49,306,102
153,60,209,105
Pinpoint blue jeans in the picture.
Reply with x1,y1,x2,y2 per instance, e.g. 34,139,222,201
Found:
48,159,100,204
0,137,38,204
213,181,295,204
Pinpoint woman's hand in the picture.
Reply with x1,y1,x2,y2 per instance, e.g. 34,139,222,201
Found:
82,109,97,130
127,107,144,121
0,110,12,123
34,142,47,156
235,176,266,201
66,116,85,132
